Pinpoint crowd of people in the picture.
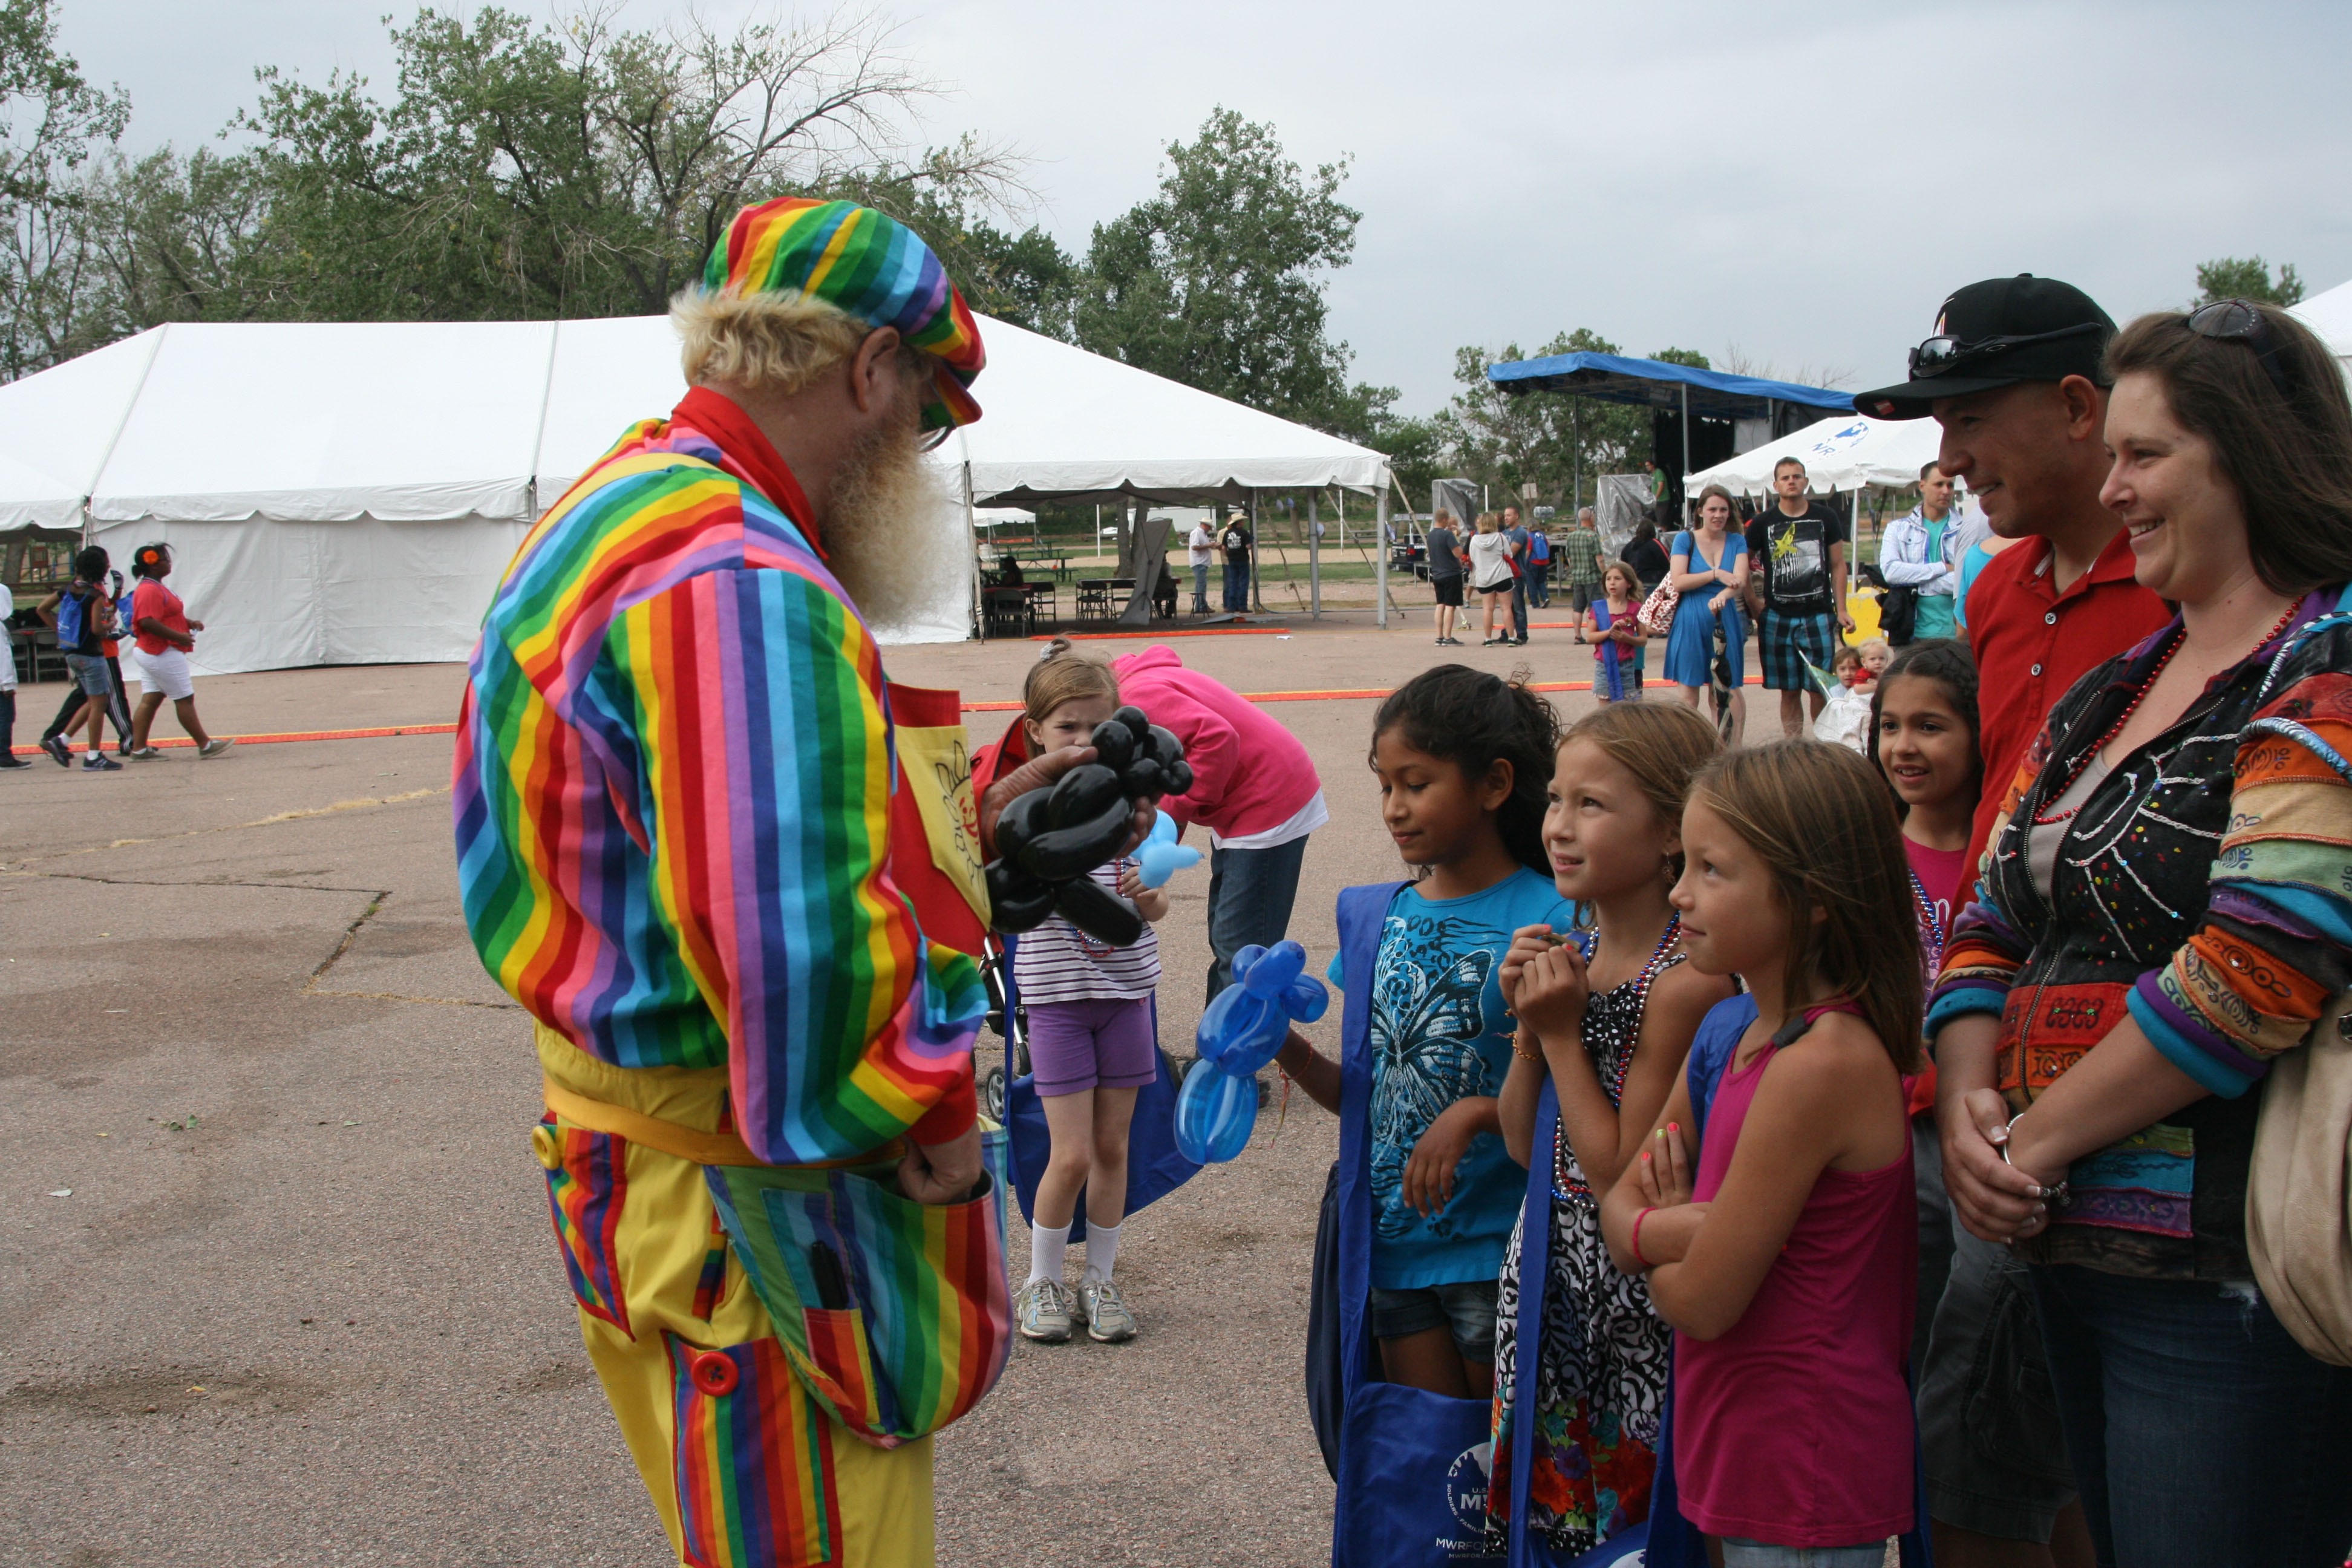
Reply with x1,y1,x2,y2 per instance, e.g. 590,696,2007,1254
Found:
2,540,232,769
449,192,2352,1568
1261,274,2352,1568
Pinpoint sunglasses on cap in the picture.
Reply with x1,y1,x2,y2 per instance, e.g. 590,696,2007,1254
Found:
2187,299,2293,400
1907,321,2104,380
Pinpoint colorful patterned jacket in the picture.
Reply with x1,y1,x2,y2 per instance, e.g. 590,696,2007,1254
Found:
1929,594,2352,1278
454,387,983,1164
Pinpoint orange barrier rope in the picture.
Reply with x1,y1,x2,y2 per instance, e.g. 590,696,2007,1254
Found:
1030,627,1290,641
10,678,1766,750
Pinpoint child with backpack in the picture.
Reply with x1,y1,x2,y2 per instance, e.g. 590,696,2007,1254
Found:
1602,741,1922,1567
1279,666,1572,1406
36,547,122,772
1004,645,1168,1347
1483,701,1734,1557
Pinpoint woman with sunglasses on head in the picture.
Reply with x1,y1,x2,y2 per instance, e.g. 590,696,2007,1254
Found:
1930,300,2352,1568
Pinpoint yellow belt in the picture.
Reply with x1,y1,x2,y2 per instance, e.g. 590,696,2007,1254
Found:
540,1079,906,1171
535,1022,902,1171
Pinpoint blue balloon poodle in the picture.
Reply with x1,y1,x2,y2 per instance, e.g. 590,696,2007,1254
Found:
1173,941,1329,1163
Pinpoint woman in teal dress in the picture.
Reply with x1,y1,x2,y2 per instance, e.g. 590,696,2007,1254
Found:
1662,485,1748,743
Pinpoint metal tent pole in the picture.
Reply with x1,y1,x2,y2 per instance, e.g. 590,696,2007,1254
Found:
1250,489,1264,613
1308,492,1321,618
965,460,985,643
1375,483,1390,629
1680,384,1692,526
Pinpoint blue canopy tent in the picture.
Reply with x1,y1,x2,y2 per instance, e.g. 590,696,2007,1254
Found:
1487,351,1853,520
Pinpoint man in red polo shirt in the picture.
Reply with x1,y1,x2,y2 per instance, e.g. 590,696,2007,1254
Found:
1853,274,2167,1568
1857,275,2170,877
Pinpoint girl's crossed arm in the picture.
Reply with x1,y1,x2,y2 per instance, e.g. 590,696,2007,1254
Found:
1636,1019,1900,1341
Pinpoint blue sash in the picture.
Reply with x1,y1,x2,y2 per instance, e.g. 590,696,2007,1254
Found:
1332,883,1508,1567
1592,600,1625,703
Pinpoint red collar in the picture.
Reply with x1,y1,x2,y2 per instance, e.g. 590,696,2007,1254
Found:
671,387,824,558
2012,525,2143,601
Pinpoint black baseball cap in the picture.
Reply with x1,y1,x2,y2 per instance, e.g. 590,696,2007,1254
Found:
1854,274,2117,420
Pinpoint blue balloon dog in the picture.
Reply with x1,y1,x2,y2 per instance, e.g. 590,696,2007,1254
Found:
1173,941,1329,1163
1135,811,1203,889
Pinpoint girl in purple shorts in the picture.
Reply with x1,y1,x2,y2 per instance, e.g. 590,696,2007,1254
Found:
1009,649,1171,1345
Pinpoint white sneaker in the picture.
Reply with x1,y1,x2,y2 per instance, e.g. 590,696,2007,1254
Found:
1078,1272,1136,1342
1014,1278,1073,1344
198,737,235,759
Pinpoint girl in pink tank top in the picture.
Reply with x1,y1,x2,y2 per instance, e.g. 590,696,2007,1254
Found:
1598,742,1925,1565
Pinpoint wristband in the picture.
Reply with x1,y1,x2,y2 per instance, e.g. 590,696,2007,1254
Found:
1630,1206,1656,1269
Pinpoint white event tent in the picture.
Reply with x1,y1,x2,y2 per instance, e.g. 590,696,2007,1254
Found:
0,313,1388,673
1683,411,1943,497
2291,277,2352,376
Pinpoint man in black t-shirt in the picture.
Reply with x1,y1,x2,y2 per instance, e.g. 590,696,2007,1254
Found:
1743,456,1852,736
1423,511,1465,644
1219,512,1253,611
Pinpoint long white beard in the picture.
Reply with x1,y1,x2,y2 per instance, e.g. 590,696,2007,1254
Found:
822,416,959,635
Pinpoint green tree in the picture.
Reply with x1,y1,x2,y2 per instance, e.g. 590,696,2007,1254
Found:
1431,328,1653,510
1068,108,1389,434
31,2,1030,359
1,0,128,376
2195,255,2304,307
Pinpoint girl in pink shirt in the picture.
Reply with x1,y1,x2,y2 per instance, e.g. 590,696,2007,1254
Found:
1108,644,1325,1001
1600,742,1922,1567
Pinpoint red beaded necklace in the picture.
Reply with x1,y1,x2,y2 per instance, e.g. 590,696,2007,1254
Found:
2033,599,2301,825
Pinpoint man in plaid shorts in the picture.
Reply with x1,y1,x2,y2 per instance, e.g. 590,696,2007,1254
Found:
1559,506,1606,638
1743,456,1852,736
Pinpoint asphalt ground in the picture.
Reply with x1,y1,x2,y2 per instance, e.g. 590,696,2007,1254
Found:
1,613,1623,1567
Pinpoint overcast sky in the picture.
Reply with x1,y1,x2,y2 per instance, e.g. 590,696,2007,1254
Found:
56,0,2352,414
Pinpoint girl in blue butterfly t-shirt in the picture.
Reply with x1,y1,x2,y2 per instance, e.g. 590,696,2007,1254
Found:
1280,665,1571,1399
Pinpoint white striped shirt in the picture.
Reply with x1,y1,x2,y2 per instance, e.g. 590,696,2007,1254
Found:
1011,858,1161,1004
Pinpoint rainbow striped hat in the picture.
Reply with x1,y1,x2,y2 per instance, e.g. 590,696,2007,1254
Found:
703,197,985,432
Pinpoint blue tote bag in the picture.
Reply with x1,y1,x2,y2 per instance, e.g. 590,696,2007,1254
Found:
998,930,1202,1227
1330,883,1508,1568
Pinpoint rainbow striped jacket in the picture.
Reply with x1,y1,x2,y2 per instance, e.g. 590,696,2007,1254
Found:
454,390,983,1164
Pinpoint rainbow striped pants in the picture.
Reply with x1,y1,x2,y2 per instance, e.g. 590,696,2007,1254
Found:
534,1047,933,1566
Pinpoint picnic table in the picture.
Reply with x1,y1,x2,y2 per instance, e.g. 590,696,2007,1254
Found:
984,542,1073,583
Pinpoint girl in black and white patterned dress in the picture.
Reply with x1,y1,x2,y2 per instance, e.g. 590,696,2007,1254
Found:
1487,703,1734,1556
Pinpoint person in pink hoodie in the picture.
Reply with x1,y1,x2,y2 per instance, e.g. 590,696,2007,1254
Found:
1109,643,1327,1002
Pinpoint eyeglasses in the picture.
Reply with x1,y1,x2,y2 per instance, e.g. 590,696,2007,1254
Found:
2187,299,2294,400
1908,321,2103,380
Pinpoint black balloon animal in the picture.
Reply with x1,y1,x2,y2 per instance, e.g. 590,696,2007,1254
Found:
985,705,1194,946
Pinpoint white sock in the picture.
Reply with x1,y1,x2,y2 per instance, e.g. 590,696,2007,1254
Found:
1083,1221,1122,1284
1027,1221,1070,1286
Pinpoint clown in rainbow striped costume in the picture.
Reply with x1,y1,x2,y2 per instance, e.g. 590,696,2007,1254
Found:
456,198,1008,1567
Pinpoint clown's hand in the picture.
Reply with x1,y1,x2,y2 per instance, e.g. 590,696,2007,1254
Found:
979,745,1152,862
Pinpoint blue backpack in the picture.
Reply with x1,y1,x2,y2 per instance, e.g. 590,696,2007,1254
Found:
54,587,88,653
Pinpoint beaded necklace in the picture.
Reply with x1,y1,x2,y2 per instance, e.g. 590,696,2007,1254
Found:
2033,599,2300,826
1909,866,1945,976
1551,913,1682,1203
